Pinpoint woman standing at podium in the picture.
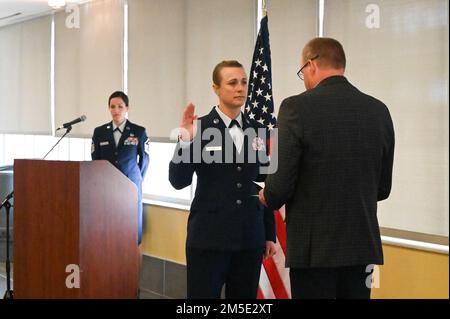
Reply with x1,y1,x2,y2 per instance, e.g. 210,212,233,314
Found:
91,91,150,245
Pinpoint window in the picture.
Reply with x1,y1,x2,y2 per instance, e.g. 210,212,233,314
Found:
143,142,192,204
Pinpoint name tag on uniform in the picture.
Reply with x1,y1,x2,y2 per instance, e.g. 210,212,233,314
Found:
205,146,222,152
100,141,109,146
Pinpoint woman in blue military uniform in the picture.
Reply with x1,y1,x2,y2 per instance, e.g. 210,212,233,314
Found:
169,61,276,299
91,91,149,245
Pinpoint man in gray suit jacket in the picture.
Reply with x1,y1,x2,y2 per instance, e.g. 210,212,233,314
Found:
259,38,395,299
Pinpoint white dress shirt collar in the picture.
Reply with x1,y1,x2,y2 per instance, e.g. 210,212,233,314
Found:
215,106,243,128
215,106,244,153
112,120,127,132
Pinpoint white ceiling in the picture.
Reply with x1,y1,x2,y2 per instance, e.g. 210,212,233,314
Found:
0,0,88,27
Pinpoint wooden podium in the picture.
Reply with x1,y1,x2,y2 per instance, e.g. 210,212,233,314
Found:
13,159,139,299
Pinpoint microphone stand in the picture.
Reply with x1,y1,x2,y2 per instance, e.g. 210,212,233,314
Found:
43,125,73,160
1,191,13,299
1,125,73,299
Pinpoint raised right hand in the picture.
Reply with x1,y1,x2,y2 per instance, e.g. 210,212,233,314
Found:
179,102,198,141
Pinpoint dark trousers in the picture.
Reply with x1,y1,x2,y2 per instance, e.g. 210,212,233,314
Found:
290,265,372,299
186,247,263,299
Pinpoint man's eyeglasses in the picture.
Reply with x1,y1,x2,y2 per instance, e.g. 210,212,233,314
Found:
297,55,319,81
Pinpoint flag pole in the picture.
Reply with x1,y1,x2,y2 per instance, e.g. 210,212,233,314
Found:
262,0,267,17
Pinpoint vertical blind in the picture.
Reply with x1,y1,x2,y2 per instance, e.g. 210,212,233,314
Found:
128,0,256,140
184,0,256,120
324,0,449,236
54,0,124,137
0,16,52,135
127,0,186,141
269,0,317,116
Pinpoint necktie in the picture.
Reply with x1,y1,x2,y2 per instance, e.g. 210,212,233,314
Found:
228,119,243,153
113,127,122,146
229,119,241,128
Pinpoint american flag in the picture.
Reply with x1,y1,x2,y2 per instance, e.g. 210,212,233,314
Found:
245,14,291,299
245,16,276,131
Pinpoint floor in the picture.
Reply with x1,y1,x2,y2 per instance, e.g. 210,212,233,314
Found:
0,261,162,299
0,262,13,298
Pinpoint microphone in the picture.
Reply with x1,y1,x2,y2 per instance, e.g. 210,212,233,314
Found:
56,115,87,131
